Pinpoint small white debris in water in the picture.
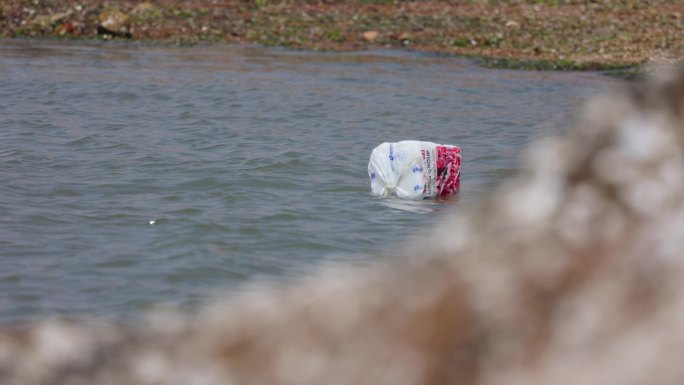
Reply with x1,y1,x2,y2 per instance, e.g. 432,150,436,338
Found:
149,220,156,225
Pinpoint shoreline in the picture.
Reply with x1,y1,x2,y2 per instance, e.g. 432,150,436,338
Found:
2,1,682,72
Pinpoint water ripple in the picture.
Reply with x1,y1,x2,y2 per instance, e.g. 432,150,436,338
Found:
0,39,625,324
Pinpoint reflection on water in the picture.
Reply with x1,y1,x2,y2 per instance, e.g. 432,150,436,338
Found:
377,194,459,214
0,39,624,324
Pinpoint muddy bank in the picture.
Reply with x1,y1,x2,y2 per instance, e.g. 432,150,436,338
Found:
2,0,683,70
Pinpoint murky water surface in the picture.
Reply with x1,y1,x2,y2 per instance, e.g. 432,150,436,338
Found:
0,39,623,324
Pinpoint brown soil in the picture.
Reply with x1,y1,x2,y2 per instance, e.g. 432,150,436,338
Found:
2,1,683,70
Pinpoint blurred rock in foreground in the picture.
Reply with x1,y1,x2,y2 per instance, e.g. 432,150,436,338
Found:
3,67,684,385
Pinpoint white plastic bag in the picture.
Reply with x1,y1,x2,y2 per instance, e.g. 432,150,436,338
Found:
368,140,461,199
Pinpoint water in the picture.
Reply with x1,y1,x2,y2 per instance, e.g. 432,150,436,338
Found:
0,39,623,324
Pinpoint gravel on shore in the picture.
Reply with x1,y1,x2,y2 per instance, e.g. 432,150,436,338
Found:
2,1,682,70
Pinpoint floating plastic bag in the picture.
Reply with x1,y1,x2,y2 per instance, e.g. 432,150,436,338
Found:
368,140,461,199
